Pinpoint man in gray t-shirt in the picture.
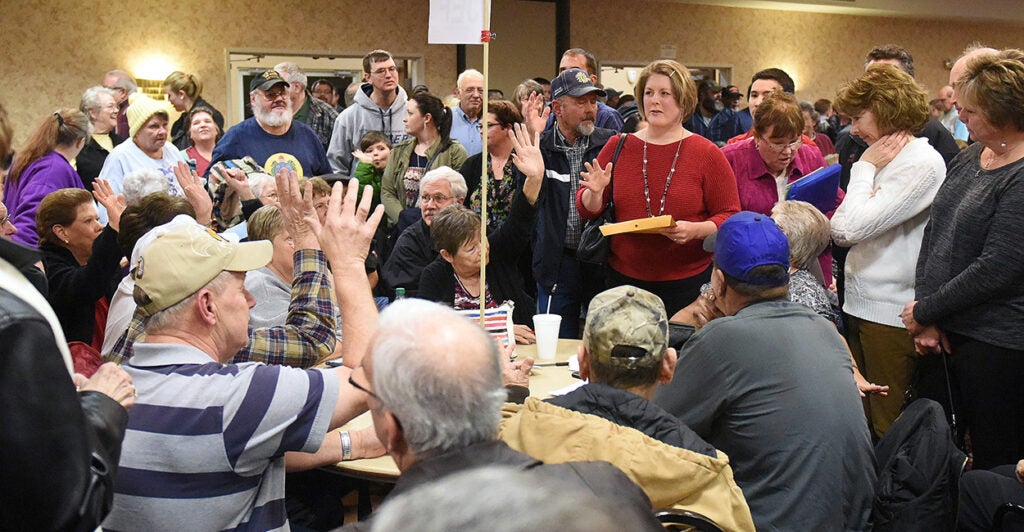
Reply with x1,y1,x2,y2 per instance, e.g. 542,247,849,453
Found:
654,211,875,531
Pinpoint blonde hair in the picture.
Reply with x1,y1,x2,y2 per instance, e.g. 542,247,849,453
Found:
634,60,696,124
163,71,203,100
834,64,929,135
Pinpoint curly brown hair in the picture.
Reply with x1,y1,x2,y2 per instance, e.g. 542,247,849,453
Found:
833,64,929,135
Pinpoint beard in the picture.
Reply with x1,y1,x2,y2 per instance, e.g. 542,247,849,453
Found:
702,98,723,114
576,120,596,137
253,102,293,128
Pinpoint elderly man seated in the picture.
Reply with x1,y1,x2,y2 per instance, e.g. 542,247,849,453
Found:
653,211,876,531
381,166,466,298
343,297,662,531
500,285,754,531
102,180,382,531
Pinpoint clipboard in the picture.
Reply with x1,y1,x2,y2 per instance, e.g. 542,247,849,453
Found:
599,215,675,236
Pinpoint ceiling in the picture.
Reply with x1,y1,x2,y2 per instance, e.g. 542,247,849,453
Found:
668,0,1024,24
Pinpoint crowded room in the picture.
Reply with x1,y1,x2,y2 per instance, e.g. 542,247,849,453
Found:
3,0,1024,530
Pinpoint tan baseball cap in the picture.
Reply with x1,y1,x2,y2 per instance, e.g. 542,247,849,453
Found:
583,285,668,370
133,224,272,316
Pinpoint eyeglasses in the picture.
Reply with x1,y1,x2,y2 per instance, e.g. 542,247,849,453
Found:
420,193,452,205
0,213,10,225
348,368,378,400
261,88,288,101
475,122,501,132
761,138,802,153
371,66,398,77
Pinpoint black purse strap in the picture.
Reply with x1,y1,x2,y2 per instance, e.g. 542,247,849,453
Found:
605,133,629,209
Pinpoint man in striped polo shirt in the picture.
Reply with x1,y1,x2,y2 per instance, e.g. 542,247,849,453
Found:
103,179,383,531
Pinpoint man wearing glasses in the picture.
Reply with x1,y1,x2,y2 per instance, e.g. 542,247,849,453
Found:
450,69,485,156
381,166,466,298
102,69,137,138
328,49,410,177
208,69,330,179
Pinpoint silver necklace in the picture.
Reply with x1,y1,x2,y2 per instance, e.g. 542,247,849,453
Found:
642,137,684,217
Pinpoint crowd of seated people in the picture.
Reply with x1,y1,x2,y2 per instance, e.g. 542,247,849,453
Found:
3,41,1024,531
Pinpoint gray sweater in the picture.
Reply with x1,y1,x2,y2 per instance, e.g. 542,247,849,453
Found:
914,143,1024,350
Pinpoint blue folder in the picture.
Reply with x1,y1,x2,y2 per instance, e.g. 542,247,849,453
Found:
786,164,841,213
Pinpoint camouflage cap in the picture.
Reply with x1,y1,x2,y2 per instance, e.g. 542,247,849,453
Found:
583,285,668,370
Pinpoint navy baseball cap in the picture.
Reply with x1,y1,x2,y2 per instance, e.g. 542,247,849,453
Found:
551,68,606,99
703,211,790,285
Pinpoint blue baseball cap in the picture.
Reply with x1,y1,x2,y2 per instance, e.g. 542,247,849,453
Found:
551,68,606,99
704,211,790,285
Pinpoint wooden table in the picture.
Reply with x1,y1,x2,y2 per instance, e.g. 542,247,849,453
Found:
332,339,583,482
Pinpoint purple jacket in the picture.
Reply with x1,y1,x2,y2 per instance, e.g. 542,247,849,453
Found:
722,138,842,284
721,137,832,216
3,151,86,247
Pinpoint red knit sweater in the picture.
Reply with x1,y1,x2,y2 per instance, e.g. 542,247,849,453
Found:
577,133,740,281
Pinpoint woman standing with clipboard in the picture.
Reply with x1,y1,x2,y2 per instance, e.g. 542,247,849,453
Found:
577,60,740,315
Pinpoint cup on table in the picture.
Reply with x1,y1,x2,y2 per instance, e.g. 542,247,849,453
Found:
532,314,562,360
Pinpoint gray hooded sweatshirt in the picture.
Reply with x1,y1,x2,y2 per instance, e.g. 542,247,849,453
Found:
327,83,410,176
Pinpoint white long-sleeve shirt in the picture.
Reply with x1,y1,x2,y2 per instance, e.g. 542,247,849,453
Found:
831,137,946,327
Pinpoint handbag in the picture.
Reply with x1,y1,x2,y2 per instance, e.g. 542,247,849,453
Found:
576,133,629,264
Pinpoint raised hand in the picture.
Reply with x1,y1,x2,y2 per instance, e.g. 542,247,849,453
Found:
521,92,550,136
172,161,214,226
92,178,127,232
274,168,321,250
320,182,384,269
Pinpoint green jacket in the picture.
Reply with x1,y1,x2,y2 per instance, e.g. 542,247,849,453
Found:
380,137,468,225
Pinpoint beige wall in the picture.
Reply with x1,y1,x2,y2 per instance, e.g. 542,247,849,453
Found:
1,0,457,146
3,0,1024,147
572,0,1024,103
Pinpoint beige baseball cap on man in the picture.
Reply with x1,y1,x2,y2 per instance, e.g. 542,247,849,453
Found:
133,224,272,316
582,285,669,370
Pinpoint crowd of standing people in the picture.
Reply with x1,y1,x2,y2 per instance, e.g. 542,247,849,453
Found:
2,38,1024,531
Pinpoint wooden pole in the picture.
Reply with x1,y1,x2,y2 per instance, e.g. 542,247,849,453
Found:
478,0,492,327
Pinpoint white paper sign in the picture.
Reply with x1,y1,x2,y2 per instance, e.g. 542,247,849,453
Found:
429,0,486,45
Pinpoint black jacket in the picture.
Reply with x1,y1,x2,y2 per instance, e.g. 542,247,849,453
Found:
76,132,126,192
418,190,537,324
170,97,225,150
0,238,128,530
381,219,435,298
548,382,717,457
348,440,662,531
533,127,615,289
42,226,123,344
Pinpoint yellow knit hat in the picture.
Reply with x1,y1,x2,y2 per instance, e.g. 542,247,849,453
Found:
127,93,171,138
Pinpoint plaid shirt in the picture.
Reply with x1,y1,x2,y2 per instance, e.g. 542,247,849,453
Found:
106,249,337,368
299,94,339,153
553,127,590,248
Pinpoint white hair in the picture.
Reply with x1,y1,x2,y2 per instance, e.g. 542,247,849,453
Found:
246,172,274,199
419,166,467,201
274,61,307,88
123,169,172,206
370,299,505,455
80,86,117,114
457,69,484,90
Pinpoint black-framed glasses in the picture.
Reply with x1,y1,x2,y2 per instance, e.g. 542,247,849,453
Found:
348,368,378,400
0,213,10,226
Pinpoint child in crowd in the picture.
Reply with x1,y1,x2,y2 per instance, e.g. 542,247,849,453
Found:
352,131,391,207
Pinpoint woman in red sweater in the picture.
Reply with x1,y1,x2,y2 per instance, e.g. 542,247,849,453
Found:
578,60,741,315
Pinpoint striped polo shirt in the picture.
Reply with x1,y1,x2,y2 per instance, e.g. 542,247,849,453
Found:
102,342,339,531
